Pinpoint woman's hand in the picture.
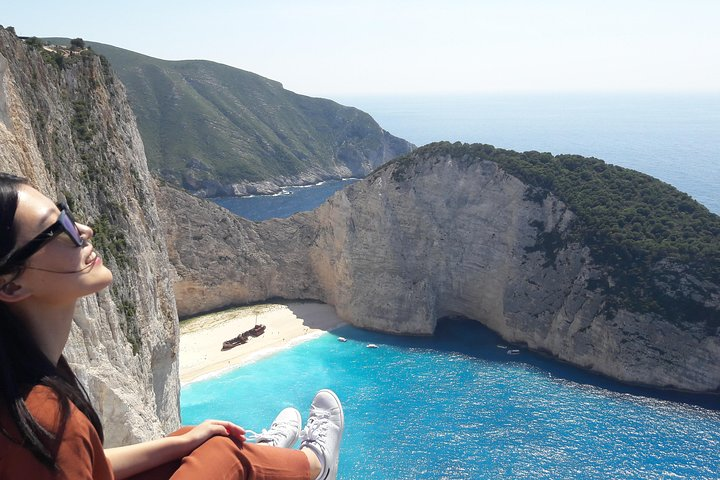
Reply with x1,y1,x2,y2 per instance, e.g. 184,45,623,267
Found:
106,420,247,479
181,419,246,452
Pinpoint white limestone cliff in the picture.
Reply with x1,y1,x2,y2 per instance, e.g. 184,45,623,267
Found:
0,29,179,445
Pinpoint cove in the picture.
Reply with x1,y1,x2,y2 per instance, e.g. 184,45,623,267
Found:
181,318,720,479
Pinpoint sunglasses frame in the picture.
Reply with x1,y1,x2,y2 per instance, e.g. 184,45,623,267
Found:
0,203,83,273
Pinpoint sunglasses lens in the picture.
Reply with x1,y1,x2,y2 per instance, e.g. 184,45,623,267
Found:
59,211,83,246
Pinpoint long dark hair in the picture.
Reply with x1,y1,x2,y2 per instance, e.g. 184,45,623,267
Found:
0,173,104,470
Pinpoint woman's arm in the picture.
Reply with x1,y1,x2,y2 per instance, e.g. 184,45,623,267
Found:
104,420,245,479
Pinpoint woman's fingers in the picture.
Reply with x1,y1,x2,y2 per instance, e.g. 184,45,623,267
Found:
226,423,246,443
204,419,246,441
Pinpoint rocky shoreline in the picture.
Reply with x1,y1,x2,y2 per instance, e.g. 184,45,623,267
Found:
227,176,360,198
180,167,359,197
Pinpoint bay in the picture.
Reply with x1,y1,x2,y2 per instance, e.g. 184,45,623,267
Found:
182,319,720,479
211,179,358,221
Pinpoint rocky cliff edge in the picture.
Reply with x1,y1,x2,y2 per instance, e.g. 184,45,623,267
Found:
0,29,180,445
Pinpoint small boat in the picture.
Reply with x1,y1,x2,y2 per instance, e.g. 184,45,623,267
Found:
496,345,508,349
338,337,347,342
506,349,520,355
366,344,379,349
246,324,266,337
222,333,248,351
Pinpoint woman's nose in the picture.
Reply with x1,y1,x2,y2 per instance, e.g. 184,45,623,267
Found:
77,223,94,242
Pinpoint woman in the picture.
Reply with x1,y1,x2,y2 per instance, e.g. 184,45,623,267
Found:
0,173,344,479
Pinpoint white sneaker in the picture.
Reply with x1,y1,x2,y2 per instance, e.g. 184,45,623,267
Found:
253,407,302,448
299,389,344,480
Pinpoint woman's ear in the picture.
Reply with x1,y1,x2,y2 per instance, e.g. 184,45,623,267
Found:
0,281,31,303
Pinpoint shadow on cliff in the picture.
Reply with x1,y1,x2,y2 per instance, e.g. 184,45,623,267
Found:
324,315,720,412
285,301,345,331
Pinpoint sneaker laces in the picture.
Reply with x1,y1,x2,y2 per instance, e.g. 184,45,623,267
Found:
246,418,297,444
299,407,332,445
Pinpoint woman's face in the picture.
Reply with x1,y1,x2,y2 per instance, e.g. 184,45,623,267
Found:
9,185,113,304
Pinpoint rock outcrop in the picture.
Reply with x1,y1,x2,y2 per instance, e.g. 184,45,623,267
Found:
157,146,720,393
0,29,179,445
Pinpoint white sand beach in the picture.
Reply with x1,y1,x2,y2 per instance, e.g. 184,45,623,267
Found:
179,302,346,384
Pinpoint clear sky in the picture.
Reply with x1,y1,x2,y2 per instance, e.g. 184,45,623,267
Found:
3,1,719,97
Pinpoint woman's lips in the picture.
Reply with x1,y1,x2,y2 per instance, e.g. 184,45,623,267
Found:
86,250,101,266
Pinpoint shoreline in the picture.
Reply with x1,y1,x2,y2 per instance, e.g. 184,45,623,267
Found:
209,177,360,200
179,302,346,385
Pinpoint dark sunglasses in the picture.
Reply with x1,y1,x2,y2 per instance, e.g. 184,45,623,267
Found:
0,203,83,273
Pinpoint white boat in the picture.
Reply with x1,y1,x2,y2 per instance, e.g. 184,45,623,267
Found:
507,349,520,355
497,345,508,349
366,343,379,349
337,337,347,342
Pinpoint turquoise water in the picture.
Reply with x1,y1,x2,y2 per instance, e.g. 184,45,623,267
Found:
182,320,720,479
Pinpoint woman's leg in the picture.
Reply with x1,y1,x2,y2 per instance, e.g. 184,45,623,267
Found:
126,428,312,480
170,436,311,480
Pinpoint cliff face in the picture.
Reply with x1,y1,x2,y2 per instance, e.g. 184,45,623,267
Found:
157,148,720,393
0,29,180,445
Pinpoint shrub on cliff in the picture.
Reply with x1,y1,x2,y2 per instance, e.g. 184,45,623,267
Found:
70,37,86,49
24,36,45,48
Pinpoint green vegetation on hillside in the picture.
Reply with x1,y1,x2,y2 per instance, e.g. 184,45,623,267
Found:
45,39,413,193
23,36,96,71
388,142,720,325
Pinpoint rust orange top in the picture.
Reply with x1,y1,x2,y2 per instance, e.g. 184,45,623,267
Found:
0,385,114,479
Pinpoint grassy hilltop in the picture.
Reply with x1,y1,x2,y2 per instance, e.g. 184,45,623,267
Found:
46,38,413,194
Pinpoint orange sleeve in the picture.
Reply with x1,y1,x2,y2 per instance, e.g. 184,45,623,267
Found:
0,385,114,480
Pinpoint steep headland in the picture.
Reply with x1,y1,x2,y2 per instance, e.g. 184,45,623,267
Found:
47,38,415,197
157,142,720,393
0,28,179,444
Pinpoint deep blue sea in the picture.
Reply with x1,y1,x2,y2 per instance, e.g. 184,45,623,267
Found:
191,94,720,478
212,179,359,221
